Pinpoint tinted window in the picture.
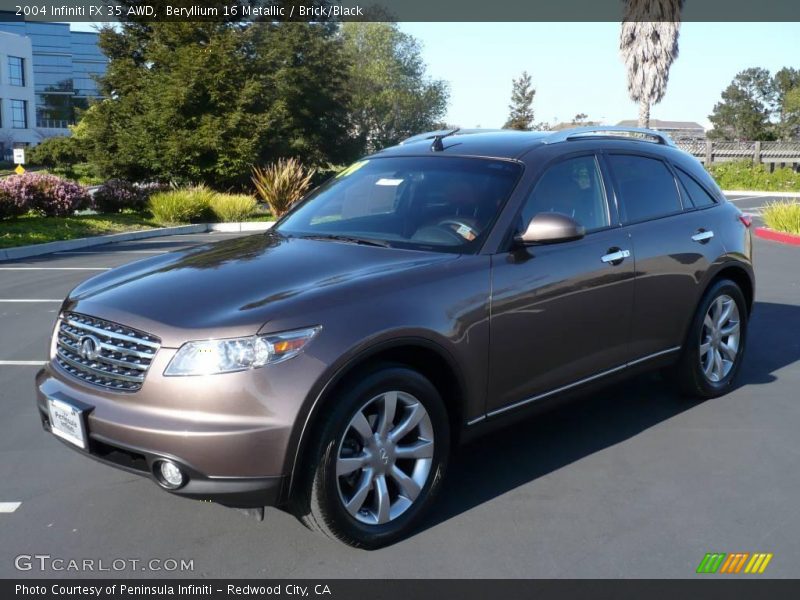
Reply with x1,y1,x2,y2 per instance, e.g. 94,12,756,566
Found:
8,56,25,86
10,100,27,129
278,157,522,253
521,155,609,231
608,155,682,222
676,168,717,208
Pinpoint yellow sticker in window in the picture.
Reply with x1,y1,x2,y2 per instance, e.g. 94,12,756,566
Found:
336,160,369,179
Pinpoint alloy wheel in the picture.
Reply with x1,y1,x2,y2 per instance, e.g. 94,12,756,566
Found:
336,391,434,525
699,294,741,383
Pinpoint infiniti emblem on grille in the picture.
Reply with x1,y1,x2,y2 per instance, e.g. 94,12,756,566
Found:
78,335,100,361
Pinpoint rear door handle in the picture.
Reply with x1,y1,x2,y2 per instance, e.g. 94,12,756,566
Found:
692,230,714,243
601,249,631,264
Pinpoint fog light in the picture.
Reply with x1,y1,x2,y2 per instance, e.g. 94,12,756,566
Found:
156,460,185,489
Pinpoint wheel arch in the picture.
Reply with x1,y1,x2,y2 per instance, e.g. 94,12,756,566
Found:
678,260,754,351
283,337,467,502
707,261,754,315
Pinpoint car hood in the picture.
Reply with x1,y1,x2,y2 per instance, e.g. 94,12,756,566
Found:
66,233,457,347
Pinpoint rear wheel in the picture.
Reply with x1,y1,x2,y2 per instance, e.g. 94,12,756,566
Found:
292,365,449,549
675,279,748,399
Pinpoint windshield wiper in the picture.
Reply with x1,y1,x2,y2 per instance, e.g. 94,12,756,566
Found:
299,234,393,248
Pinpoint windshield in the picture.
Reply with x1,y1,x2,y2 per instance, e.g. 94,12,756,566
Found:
277,156,522,253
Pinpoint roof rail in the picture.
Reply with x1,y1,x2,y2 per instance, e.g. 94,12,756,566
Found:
545,126,676,147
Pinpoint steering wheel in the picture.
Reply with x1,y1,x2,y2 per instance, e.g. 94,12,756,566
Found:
436,218,481,242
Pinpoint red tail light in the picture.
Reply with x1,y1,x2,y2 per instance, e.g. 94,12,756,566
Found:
739,214,752,228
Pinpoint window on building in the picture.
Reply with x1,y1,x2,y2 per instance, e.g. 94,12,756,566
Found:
8,56,25,86
10,100,28,129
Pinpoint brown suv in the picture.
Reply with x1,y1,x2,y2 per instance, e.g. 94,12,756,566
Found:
36,127,754,548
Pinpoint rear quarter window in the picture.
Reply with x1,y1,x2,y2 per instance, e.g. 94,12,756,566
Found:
675,167,717,208
607,154,682,223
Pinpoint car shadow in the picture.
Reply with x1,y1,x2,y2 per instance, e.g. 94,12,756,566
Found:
735,300,800,387
421,300,800,531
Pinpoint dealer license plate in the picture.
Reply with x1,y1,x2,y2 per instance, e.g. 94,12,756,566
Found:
48,398,87,449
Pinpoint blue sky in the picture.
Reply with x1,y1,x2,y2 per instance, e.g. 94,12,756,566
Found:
400,22,800,130
72,21,799,130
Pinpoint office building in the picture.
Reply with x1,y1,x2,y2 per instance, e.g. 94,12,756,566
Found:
0,18,106,157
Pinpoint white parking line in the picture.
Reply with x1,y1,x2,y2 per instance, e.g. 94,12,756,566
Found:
0,267,111,271
0,502,21,513
0,361,46,365
0,299,61,303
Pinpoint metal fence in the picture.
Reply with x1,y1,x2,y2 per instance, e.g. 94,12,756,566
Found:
675,140,800,169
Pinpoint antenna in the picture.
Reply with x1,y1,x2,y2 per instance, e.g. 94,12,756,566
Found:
431,128,461,152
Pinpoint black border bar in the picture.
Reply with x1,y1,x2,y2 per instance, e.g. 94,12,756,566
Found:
1,0,800,22
6,580,800,600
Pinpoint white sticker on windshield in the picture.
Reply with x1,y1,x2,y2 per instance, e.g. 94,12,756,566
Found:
375,178,404,186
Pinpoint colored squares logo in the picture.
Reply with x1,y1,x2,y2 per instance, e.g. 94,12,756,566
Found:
697,552,773,574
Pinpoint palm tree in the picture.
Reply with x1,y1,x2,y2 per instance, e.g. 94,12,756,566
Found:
619,0,684,128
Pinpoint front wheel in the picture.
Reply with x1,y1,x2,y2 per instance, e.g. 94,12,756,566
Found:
675,279,749,399
292,365,450,549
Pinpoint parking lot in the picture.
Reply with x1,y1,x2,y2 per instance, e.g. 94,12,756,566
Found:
1,195,799,578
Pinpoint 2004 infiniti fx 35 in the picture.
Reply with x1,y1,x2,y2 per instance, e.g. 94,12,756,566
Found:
37,127,754,548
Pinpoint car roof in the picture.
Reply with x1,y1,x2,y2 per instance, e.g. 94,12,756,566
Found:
379,130,550,159
374,127,678,161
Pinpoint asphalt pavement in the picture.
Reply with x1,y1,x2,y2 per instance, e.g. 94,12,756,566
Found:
1,196,799,578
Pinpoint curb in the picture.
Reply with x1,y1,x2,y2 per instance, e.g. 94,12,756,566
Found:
0,221,275,262
723,190,800,198
754,227,800,246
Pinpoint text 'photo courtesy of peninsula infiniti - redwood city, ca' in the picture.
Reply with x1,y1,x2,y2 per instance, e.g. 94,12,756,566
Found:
37,127,754,548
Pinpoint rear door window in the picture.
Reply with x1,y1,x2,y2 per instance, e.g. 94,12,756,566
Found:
675,167,717,209
607,154,683,223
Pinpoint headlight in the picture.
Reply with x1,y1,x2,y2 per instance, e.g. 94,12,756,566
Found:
164,326,321,376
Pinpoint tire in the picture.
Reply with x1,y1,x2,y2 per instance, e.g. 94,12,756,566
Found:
291,365,450,549
675,279,748,399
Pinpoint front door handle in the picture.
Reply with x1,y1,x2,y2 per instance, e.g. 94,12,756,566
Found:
601,248,631,265
692,230,714,243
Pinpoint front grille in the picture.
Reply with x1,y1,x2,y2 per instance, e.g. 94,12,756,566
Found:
55,312,161,392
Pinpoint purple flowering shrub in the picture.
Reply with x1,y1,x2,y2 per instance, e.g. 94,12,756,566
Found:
93,179,148,213
0,172,90,217
0,187,27,219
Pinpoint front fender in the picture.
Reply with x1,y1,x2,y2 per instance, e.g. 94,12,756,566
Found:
281,331,471,499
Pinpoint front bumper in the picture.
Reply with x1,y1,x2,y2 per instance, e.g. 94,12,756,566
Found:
34,358,315,508
39,415,284,507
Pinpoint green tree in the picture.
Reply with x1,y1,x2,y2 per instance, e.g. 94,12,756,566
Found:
773,67,800,140
341,22,448,154
28,135,86,168
504,71,536,130
80,9,354,188
784,86,800,138
708,68,777,141
250,21,356,165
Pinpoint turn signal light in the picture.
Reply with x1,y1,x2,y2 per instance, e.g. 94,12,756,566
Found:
739,214,752,228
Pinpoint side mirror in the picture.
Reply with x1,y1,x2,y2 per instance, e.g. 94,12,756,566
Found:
514,212,585,245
